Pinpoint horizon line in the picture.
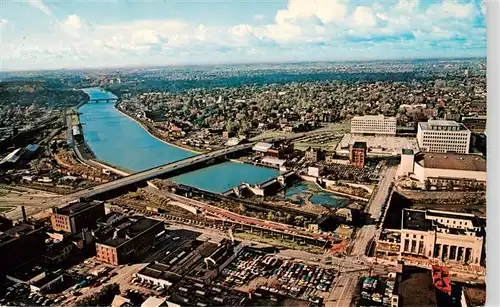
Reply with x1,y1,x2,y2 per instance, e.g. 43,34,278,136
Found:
1,55,487,74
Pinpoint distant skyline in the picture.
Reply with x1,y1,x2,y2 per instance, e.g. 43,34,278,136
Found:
1,0,487,70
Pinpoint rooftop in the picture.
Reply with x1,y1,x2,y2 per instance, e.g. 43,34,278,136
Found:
426,210,481,228
352,115,396,120
55,200,104,216
99,217,163,247
415,152,486,172
25,144,40,152
402,209,482,232
402,209,433,231
252,142,273,152
352,141,367,149
419,120,468,131
398,268,438,307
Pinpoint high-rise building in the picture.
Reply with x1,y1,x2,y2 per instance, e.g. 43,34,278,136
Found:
350,115,397,135
417,120,471,154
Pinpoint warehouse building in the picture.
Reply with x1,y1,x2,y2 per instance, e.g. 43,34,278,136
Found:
95,217,165,265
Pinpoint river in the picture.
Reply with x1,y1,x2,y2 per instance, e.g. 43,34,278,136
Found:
78,88,279,193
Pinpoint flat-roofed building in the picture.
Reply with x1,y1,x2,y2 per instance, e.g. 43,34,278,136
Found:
0,223,46,278
400,209,484,265
417,120,471,153
95,217,165,265
398,151,486,187
461,115,487,133
350,115,397,135
349,142,367,167
50,200,105,234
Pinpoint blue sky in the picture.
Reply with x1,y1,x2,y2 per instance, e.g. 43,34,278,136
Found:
0,0,486,70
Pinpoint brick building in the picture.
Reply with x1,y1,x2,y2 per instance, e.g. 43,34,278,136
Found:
349,142,367,168
95,217,165,265
50,200,105,234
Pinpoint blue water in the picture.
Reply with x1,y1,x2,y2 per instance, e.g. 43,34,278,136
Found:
285,182,350,208
79,88,279,193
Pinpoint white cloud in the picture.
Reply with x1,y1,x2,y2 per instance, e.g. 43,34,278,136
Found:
0,19,8,27
2,0,486,70
396,0,420,12
28,0,52,15
352,7,377,28
426,1,475,20
59,15,91,37
275,0,348,25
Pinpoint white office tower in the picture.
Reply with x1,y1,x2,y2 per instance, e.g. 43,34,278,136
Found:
417,120,471,154
350,115,397,135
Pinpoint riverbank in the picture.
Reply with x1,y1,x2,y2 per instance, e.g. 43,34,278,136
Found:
114,105,202,155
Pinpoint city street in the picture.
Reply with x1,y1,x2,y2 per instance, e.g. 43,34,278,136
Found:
351,166,397,257
325,272,362,307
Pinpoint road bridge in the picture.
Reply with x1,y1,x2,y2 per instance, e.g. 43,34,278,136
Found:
36,132,315,208
88,98,118,103
49,142,258,206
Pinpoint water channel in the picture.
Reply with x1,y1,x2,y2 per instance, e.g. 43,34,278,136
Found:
79,88,279,193
78,88,348,207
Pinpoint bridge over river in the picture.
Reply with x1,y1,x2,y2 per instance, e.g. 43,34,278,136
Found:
40,135,311,208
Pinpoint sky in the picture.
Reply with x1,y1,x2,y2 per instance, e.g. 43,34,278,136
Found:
0,0,487,70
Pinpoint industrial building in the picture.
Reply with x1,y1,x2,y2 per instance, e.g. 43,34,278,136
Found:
252,140,295,159
397,150,486,187
0,223,46,279
349,142,367,167
0,144,41,169
400,209,484,265
350,115,397,135
95,217,165,265
50,200,106,234
417,120,471,154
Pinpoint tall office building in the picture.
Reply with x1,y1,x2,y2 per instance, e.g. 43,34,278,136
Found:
350,115,397,135
417,120,471,154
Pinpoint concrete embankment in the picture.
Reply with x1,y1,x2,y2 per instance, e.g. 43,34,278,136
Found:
300,175,370,202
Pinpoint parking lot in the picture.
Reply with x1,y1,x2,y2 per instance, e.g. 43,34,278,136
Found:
214,248,335,304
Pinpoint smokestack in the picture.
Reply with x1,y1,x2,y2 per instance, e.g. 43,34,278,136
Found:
21,206,27,223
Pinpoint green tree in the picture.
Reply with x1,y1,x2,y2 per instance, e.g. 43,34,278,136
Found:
424,180,431,191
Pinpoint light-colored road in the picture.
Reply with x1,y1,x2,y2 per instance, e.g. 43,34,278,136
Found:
351,166,397,257
325,272,361,307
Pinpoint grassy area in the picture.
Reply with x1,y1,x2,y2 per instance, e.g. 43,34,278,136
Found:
234,231,325,254
251,130,294,141
0,207,14,213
